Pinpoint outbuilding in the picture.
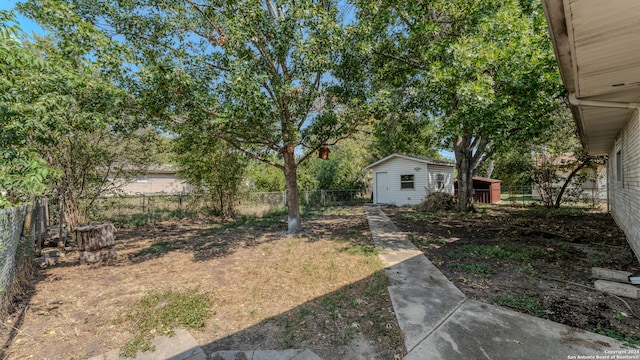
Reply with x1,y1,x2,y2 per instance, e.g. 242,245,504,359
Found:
366,154,455,206
454,177,501,204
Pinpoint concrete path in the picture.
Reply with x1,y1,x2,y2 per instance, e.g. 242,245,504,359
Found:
88,328,323,360
364,205,634,360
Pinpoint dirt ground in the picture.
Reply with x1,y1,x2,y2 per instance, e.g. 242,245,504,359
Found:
0,207,403,360
385,204,640,345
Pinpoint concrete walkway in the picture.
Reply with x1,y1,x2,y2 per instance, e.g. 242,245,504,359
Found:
364,205,633,359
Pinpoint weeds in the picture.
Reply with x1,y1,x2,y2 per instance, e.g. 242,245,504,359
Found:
118,289,211,358
449,262,493,276
592,323,640,347
494,291,543,317
410,234,447,245
446,244,553,262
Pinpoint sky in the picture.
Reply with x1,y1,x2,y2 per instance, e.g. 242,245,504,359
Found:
0,1,46,36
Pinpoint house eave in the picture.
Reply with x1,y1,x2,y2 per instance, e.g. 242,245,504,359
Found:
542,0,640,156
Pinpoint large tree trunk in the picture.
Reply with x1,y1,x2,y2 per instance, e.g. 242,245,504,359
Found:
454,135,489,212
283,143,302,233
455,147,475,212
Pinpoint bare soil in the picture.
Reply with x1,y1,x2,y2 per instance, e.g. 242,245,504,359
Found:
384,205,640,345
0,207,404,360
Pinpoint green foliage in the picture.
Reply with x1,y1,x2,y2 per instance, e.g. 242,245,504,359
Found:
247,161,286,192
0,11,53,206
173,128,248,218
1,9,158,218
446,244,553,262
119,289,212,358
304,130,373,191
494,291,543,317
592,323,639,347
22,0,369,232
354,0,564,211
449,262,494,276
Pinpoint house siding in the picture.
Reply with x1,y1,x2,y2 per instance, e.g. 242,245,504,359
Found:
608,110,640,261
120,173,188,194
427,165,455,194
370,157,454,206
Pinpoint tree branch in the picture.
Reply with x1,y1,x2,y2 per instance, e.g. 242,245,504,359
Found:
372,50,425,69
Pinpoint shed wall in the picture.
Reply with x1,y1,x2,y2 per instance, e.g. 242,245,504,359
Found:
427,165,455,194
370,158,453,206
608,110,640,262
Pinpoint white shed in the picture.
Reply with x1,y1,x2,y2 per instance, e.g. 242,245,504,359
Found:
366,154,455,206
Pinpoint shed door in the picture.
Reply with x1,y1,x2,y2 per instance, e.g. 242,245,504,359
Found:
376,172,389,204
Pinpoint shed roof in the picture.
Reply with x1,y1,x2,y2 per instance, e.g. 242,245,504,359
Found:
472,177,501,184
365,153,455,169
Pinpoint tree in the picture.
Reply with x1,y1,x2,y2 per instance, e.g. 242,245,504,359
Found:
2,8,160,225
354,0,564,211
369,91,441,160
529,109,605,208
0,10,55,207
305,129,373,191
173,128,248,219
21,0,367,233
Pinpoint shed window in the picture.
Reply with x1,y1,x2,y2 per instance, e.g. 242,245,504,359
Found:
400,175,415,189
436,173,445,190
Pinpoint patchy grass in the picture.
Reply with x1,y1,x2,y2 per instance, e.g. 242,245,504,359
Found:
494,291,544,317
592,323,640,347
445,244,555,262
449,262,493,276
117,289,212,357
2,207,404,360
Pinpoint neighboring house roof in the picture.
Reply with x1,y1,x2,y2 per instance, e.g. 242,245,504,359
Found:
365,153,455,169
542,0,640,156
145,164,179,174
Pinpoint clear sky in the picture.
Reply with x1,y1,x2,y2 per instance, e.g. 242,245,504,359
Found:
0,0,46,36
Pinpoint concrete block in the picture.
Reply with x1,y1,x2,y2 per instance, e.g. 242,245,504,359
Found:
591,267,632,283
594,280,640,299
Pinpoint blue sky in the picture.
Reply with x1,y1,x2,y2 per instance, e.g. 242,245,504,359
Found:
0,1,46,36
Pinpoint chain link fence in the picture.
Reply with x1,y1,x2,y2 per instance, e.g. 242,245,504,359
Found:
500,185,607,208
0,205,28,313
86,189,370,225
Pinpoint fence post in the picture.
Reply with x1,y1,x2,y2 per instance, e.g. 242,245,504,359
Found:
321,190,326,207
147,196,152,224
522,186,525,207
282,191,287,207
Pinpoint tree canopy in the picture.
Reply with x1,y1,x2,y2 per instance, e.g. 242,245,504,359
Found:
354,0,565,211
20,0,369,232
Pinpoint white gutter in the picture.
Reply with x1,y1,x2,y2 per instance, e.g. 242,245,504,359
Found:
568,93,640,110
